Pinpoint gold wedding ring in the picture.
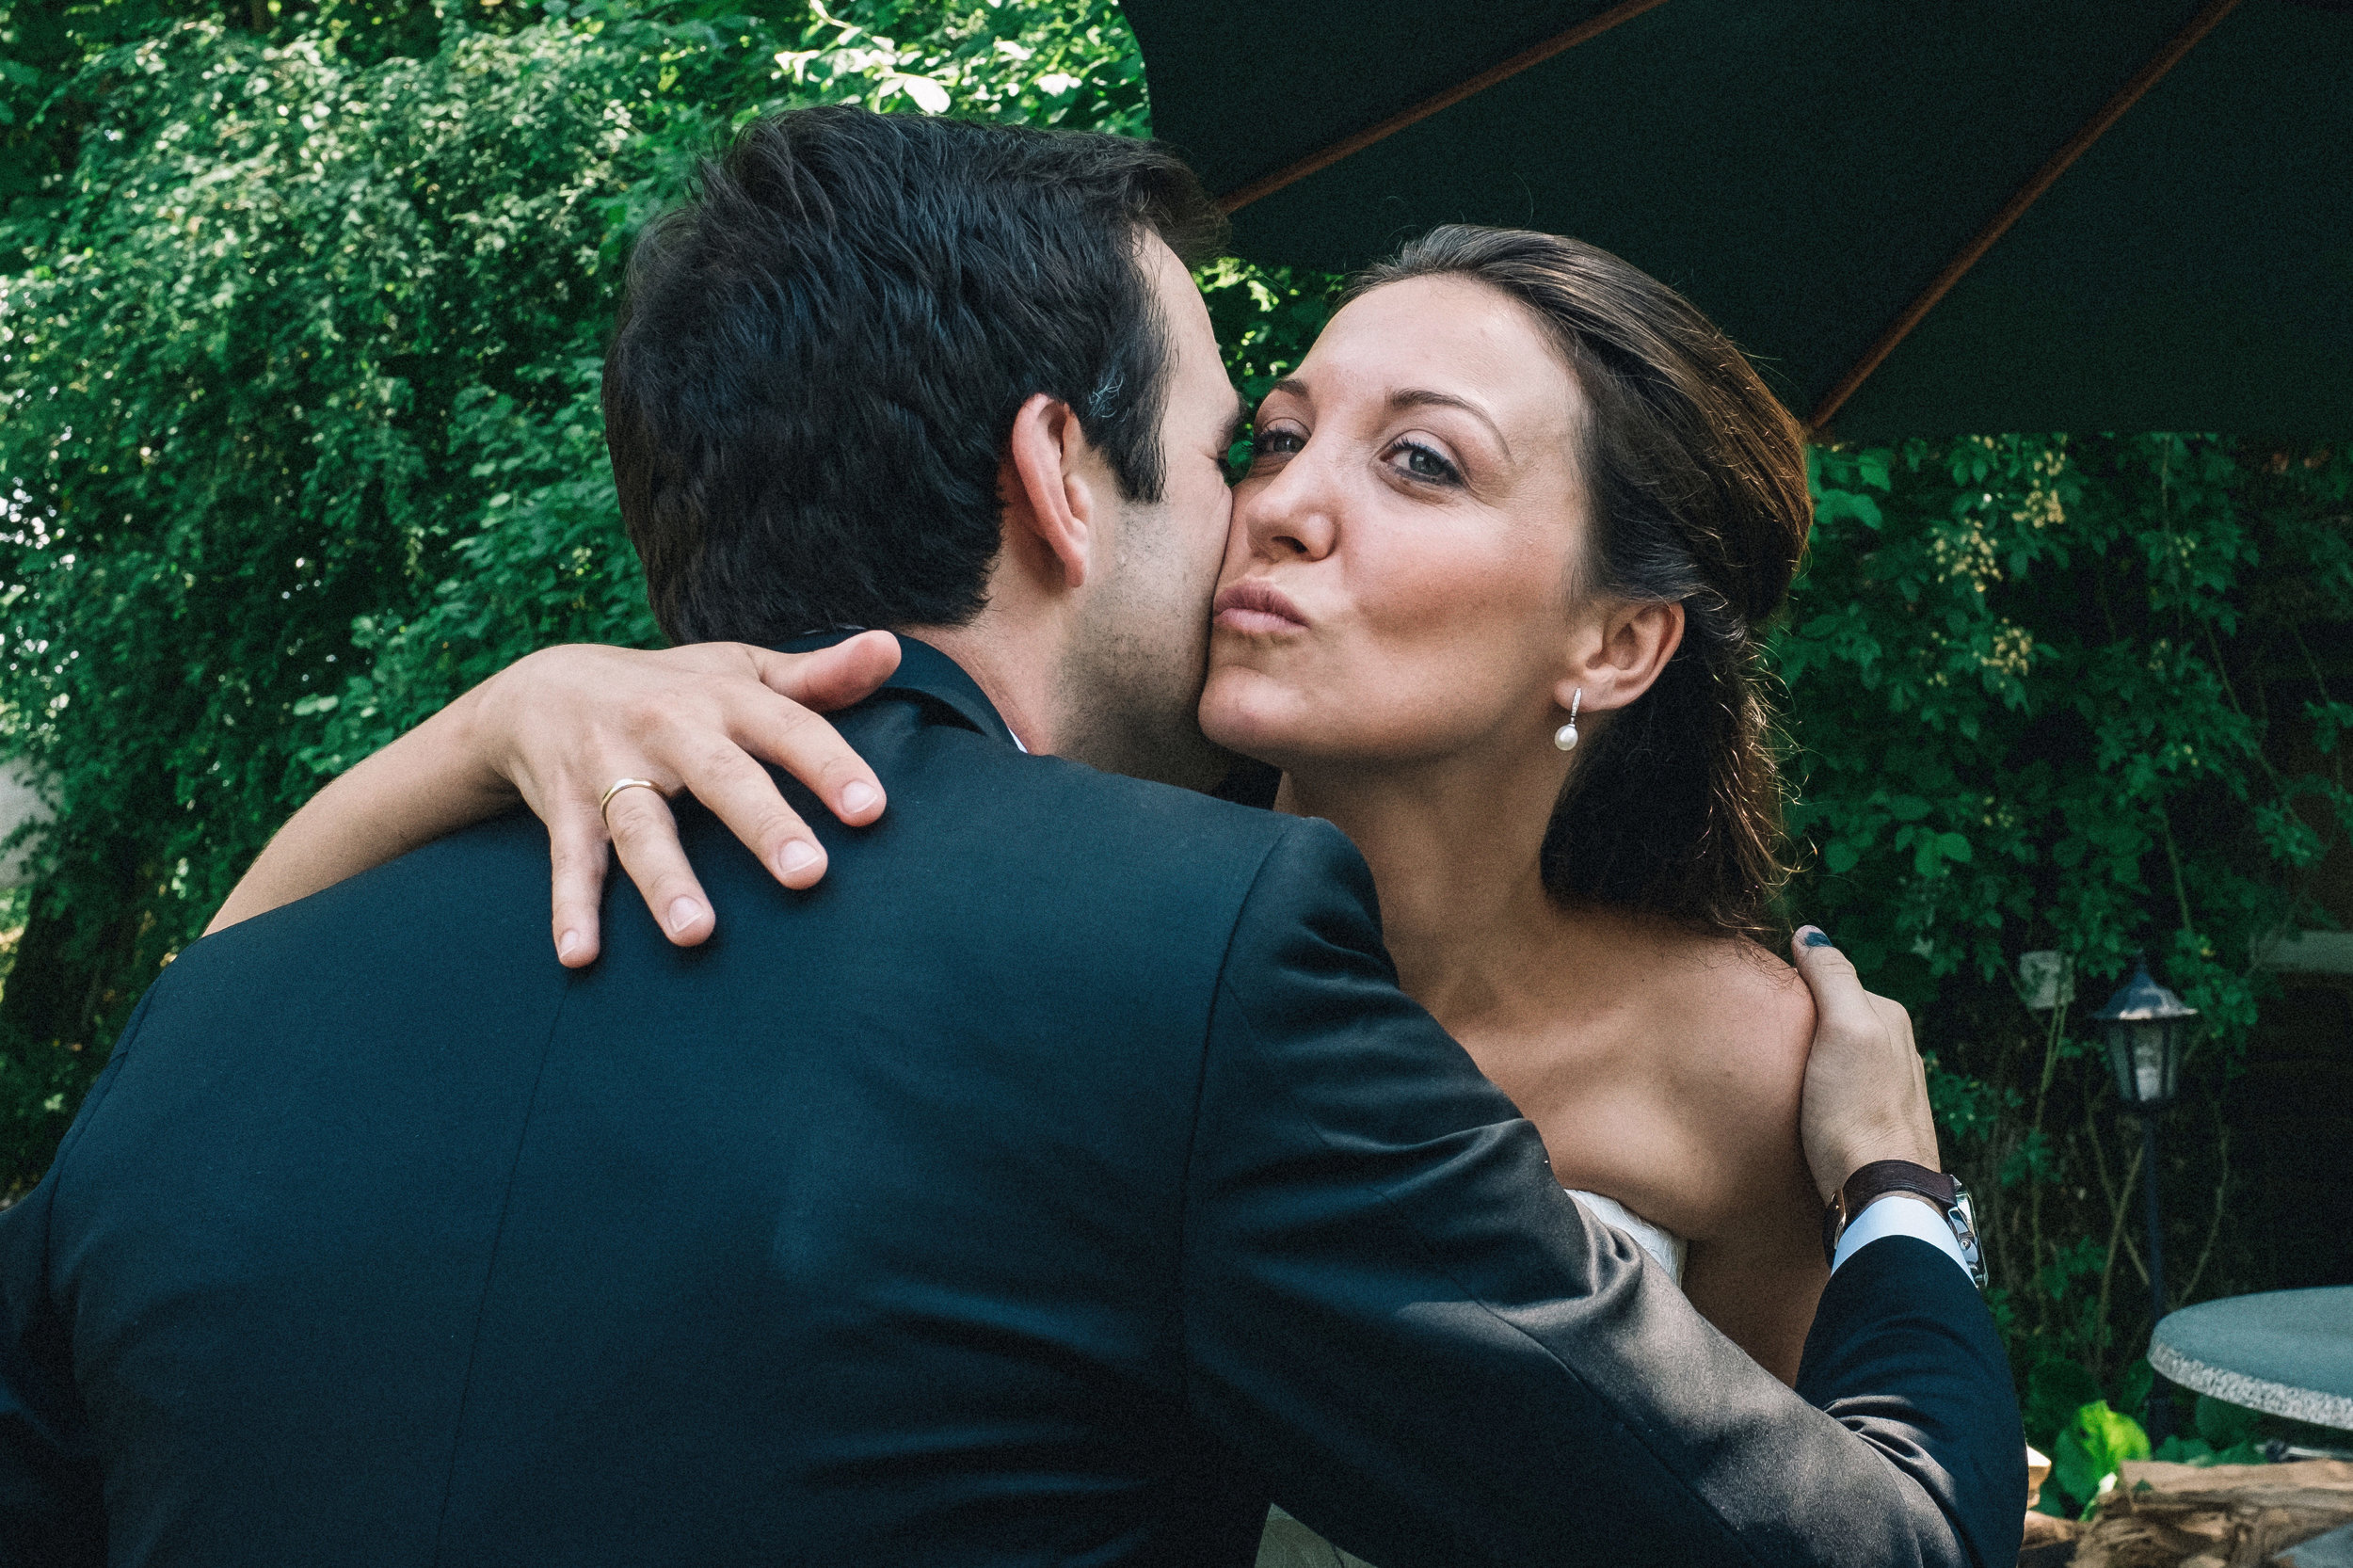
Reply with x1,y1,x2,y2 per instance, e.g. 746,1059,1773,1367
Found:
598,777,662,825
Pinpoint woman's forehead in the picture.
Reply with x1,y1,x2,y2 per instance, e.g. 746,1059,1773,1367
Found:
1299,277,1579,424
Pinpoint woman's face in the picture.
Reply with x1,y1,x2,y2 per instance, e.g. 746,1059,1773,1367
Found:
1200,275,1598,774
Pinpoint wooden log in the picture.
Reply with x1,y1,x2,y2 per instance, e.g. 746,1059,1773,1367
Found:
2073,1461,2353,1568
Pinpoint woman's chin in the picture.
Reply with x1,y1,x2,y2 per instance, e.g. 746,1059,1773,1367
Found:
1198,665,1311,765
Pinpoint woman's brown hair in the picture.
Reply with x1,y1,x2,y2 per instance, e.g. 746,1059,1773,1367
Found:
1347,225,1811,939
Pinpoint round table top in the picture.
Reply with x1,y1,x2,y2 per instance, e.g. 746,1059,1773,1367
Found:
2151,1287,2353,1432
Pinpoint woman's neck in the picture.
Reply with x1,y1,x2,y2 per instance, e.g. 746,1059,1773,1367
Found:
1275,741,1577,1036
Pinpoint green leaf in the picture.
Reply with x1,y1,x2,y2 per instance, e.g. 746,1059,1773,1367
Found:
1814,488,1884,529
2053,1400,2151,1513
1825,840,1861,875
890,73,951,113
2194,1394,2264,1450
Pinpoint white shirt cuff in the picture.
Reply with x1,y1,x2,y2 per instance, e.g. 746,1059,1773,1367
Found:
1831,1192,1973,1278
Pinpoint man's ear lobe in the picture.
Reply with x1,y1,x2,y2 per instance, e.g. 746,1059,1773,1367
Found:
1001,392,1097,591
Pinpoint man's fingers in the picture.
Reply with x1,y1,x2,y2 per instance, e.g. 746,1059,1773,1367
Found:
674,740,835,889
1791,924,1940,1197
603,787,714,947
1790,927,1879,1039
753,632,901,712
548,814,609,968
1869,993,1921,1056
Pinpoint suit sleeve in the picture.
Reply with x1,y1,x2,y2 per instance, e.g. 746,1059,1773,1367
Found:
1177,820,2024,1568
0,994,146,1568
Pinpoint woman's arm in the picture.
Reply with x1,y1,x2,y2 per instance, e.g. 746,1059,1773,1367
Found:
209,633,901,966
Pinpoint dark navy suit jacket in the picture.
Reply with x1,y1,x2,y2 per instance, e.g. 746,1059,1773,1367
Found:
0,637,2022,1567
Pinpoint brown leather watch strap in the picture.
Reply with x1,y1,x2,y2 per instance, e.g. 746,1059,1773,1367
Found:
1820,1160,1960,1265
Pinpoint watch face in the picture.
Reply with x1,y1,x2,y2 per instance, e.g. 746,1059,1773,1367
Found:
1948,1180,1989,1289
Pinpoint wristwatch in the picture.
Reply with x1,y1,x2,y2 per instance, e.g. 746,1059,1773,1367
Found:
1821,1160,1987,1289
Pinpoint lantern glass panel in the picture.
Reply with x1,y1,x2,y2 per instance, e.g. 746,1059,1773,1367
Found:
2105,1018,2178,1107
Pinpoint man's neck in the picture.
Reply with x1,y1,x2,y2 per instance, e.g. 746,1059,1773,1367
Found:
896,617,1063,756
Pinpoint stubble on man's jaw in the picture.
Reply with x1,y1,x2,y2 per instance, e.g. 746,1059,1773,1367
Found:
1054,613,1237,792
1052,504,1237,792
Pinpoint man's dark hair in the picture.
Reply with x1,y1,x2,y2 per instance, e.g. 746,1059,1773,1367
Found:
603,105,1226,644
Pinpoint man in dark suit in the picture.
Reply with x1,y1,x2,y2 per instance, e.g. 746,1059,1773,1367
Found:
0,107,2023,1566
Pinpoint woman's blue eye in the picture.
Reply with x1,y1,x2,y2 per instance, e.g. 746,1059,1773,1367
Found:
1396,441,1459,483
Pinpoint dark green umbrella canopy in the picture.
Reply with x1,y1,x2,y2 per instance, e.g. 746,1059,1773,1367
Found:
1122,0,2353,440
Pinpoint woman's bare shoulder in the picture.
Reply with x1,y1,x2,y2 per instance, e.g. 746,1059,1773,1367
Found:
1519,912,1820,1276
1648,930,1817,1104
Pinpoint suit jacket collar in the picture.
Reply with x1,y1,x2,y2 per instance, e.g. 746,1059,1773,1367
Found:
774,630,1020,750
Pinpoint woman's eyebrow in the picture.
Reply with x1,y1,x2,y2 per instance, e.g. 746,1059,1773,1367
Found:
1388,388,1511,458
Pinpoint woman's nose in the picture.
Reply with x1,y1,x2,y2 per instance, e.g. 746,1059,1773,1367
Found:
1239,453,1338,562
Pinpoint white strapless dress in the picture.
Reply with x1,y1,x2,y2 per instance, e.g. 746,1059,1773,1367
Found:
1255,1190,1688,1568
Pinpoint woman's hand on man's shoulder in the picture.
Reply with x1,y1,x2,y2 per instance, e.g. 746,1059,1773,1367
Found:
472,634,901,966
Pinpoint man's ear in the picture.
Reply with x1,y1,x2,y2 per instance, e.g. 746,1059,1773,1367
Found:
1554,599,1686,716
998,392,1105,591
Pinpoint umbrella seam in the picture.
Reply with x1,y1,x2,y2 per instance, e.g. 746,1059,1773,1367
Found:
1805,0,2247,434
1215,0,1673,216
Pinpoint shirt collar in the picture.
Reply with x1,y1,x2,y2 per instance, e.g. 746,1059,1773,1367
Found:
773,629,1023,752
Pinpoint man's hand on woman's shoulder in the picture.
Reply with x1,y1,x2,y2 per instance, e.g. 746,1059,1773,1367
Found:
1787,928,1939,1204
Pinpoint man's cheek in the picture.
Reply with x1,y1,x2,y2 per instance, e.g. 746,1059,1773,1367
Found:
1199,470,1233,538
1209,497,1237,569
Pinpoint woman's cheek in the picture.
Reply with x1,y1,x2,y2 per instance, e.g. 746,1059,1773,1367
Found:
1355,563,1565,740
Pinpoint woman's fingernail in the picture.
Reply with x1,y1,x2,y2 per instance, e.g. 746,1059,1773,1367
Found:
558,930,582,961
1801,928,1834,949
841,781,878,814
778,841,821,877
666,897,703,935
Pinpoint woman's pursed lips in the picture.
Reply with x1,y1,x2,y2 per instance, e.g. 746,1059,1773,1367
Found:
1213,579,1310,634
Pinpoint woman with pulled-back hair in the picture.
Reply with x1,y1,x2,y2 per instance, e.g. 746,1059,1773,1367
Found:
1194,228,1825,1568
1202,224,1822,1368
215,226,1833,1558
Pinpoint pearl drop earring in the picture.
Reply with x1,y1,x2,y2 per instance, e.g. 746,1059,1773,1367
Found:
1554,689,1581,752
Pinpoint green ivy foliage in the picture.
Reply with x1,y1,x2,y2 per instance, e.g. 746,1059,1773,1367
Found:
1790,437,2353,1018
1789,433,2352,1399
2052,1399,2150,1517
0,0,1168,1170
4,0,2351,1413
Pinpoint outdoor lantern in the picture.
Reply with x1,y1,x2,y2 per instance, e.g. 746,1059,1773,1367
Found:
2091,955,2200,1112
2091,953,2201,1444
